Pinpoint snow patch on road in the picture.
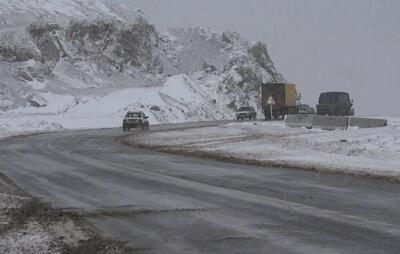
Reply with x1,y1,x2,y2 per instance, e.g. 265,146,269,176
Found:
0,221,51,254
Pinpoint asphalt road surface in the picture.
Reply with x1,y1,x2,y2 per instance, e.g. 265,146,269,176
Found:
1,122,400,254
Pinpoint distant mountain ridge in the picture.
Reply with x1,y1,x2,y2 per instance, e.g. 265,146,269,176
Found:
0,0,284,123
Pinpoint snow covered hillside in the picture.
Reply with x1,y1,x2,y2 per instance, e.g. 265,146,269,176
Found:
0,0,284,135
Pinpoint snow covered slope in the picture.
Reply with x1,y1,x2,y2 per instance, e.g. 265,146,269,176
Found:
0,0,142,26
0,0,284,133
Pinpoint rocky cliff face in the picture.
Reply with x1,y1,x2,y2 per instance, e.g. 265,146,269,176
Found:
0,0,284,123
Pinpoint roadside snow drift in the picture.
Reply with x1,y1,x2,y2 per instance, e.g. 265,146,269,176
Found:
125,118,400,179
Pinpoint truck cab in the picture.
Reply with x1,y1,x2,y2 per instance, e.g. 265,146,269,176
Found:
317,92,354,116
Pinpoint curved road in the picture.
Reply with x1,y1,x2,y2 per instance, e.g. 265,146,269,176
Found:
1,122,400,253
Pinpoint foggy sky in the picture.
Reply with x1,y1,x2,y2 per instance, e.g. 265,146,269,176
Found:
122,0,399,116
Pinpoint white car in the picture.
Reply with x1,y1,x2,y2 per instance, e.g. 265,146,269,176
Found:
122,111,150,131
298,104,316,114
236,106,257,120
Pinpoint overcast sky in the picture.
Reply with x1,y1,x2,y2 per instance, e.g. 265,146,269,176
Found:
123,0,399,116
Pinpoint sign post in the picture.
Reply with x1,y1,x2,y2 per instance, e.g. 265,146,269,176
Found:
267,96,275,121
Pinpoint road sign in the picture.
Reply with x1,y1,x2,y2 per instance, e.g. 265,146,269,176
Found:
267,96,275,105
267,96,275,121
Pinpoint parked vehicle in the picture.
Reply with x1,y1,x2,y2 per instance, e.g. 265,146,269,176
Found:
123,111,149,131
316,92,354,116
298,104,315,114
261,83,299,120
236,106,257,120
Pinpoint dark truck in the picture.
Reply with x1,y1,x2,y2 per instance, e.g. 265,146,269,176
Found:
261,83,299,120
317,92,354,116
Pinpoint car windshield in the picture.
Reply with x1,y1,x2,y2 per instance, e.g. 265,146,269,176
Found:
239,107,253,111
126,112,141,118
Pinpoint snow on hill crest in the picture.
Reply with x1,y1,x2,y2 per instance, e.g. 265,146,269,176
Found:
0,0,284,131
0,0,143,26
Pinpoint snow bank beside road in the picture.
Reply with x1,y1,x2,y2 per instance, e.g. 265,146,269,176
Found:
0,73,235,139
0,174,129,254
0,175,83,254
0,119,64,139
125,118,400,180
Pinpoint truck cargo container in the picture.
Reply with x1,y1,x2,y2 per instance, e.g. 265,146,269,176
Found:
261,83,299,120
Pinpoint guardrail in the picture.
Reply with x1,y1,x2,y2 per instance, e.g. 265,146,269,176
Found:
285,114,313,129
348,117,388,129
285,115,387,130
313,115,349,130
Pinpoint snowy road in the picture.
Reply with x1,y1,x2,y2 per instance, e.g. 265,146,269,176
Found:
1,122,400,253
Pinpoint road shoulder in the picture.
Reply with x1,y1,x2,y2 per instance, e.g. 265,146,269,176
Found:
120,121,400,182
0,174,130,254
